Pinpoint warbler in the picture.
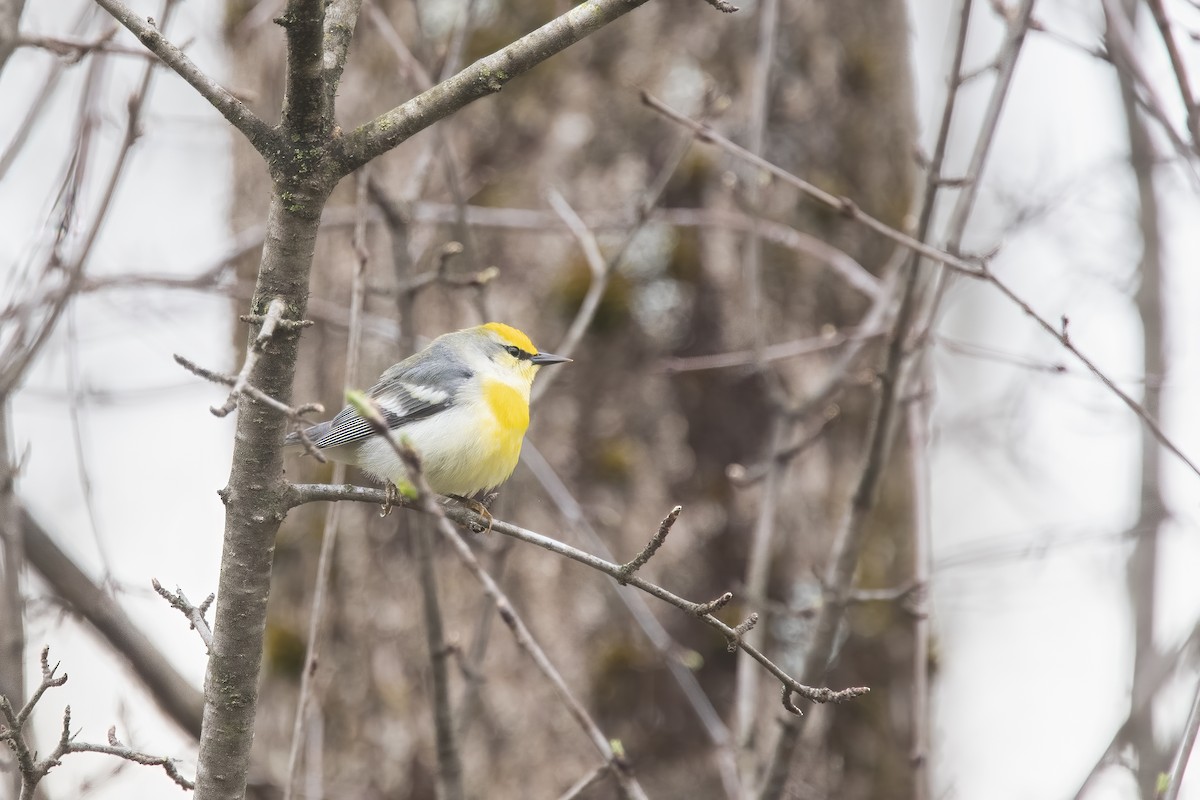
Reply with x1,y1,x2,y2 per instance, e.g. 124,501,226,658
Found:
287,322,569,497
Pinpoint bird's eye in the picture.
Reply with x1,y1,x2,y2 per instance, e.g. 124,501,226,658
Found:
504,345,522,358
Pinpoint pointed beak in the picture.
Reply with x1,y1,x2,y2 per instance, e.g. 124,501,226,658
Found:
531,351,572,366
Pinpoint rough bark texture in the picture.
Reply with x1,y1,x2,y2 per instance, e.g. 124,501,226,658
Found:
222,0,918,796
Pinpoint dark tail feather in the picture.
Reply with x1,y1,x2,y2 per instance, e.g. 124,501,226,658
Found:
284,421,331,448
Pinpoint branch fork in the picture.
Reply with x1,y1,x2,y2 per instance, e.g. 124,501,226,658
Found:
0,647,193,795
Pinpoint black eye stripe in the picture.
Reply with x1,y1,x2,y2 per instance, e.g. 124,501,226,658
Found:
503,344,533,360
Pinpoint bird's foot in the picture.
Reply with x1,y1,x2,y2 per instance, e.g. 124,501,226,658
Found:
449,494,494,533
380,482,401,517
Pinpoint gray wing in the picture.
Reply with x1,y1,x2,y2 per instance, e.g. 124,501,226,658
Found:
293,347,472,450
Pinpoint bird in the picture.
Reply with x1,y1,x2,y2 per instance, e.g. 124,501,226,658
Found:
287,322,570,498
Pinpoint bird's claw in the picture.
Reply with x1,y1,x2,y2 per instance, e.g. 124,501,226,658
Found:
380,483,400,517
451,495,494,533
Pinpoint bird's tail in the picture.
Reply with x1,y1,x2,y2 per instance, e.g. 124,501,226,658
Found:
284,421,331,448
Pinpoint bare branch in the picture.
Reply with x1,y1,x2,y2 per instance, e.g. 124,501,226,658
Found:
286,480,869,707
616,505,681,584
556,764,611,800
1146,0,1200,144
0,649,193,796
334,0,710,173
642,90,986,278
151,579,214,651
510,444,744,799
645,89,1200,486
91,0,277,152
1144,661,1200,800
19,508,205,737
321,0,363,113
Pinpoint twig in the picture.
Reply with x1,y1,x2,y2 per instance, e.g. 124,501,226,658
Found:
726,613,759,654
1159,666,1200,799
694,592,733,616
1145,0,1200,145
286,480,869,707
414,518,466,800
533,132,694,401
734,415,787,747
756,119,936,800
726,410,839,487
0,3,86,183
942,0,1036,249
1071,619,1200,800
641,90,986,278
212,297,290,416
0,401,25,800
0,0,174,395
616,505,681,584
661,328,878,373
19,31,177,60
151,579,214,651
173,352,323,423
644,89,1200,485
90,0,277,152
519,445,745,800
901,3,976,796
334,0,695,174
740,0,779,367
556,764,611,800
0,648,193,797
21,507,205,738
979,264,1200,480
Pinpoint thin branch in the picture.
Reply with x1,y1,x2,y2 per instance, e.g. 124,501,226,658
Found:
757,161,933,800
660,328,879,373
734,414,787,750
519,444,744,799
414,517,466,800
1101,0,1200,169
1162,672,1200,800
0,648,193,797
0,400,24,800
644,90,1200,484
942,0,1036,249
556,764,611,800
616,505,681,584
534,132,694,401
0,3,86,182
19,508,205,737
1145,0,1200,144
152,579,214,651
1071,620,1200,800
91,0,277,152
286,480,869,707
641,90,986,278
173,353,323,422
321,0,363,115
333,0,727,173
18,31,181,59
0,2,170,395
979,264,1200,480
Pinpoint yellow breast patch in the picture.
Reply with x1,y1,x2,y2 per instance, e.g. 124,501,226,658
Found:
483,379,530,435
